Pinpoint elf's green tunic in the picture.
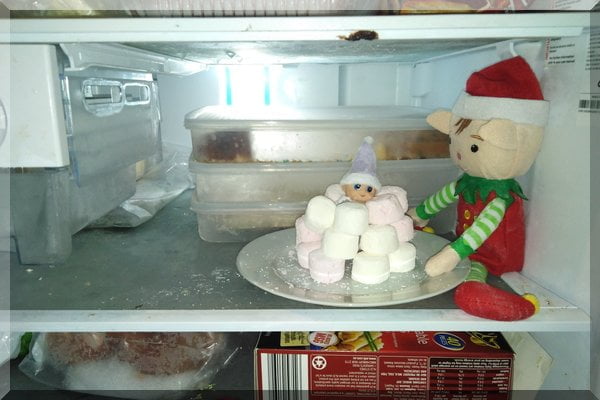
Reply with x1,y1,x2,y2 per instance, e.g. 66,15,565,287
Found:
416,174,527,276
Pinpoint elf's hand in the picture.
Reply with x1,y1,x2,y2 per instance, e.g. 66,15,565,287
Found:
407,207,429,228
425,245,461,277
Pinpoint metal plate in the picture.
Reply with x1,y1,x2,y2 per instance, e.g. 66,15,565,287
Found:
236,228,470,307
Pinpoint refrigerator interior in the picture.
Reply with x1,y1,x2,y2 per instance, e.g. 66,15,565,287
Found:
158,36,590,311
1,13,595,396
154,35,593,391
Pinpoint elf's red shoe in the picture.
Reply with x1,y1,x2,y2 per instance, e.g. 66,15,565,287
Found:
454,280,538,321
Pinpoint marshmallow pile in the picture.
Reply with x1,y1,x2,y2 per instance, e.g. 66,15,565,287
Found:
295,184,416,285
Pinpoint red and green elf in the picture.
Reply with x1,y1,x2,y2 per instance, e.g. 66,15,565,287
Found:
408,56,549,321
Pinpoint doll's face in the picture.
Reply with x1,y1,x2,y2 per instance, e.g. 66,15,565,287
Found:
448,117,488,177
448,116,518,180
343,183,376,203
427,110,544,180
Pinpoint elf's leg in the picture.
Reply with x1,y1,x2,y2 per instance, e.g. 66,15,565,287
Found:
454,262,539,321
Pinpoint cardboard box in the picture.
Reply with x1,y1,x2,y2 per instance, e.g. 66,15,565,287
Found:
255,331,514,399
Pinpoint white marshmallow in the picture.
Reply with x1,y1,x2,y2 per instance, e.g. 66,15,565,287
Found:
304,195,336,233
389,215,415,243
351,252,390,285
295,216,323,245
309,248,345,284
322,228,359,260
378,186,409,213
360,225,399,255
389,242,417,273
366,194,404,225
332,202,369,236
296,241,321,269
325,183,345,204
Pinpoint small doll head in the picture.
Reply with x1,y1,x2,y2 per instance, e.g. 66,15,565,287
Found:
340,136,381,203
427,56,548,180
343,182,376,203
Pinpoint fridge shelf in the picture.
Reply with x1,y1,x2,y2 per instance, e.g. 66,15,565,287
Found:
3,13,589,43
0,13,590,66
9,190,590,333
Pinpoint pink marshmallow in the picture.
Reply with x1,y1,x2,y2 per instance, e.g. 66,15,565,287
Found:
295,216,323,245
308,248,345,284
296,241,321,269
378,186,409,213
366,194,404,225
390,215,415,243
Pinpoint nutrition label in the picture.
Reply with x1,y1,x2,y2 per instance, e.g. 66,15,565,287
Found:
429,357,511,400
307,354,511,400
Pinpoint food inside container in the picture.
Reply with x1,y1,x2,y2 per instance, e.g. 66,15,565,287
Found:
185,106,457,242
19,332,238,400
185,106,449,164
191,194,306,242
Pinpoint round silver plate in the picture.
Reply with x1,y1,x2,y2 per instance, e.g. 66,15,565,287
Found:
236,228,470,307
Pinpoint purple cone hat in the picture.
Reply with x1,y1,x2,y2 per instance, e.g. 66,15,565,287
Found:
340,136,382,191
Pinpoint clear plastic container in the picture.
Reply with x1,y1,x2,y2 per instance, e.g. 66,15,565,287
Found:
189,159,459,242
190,195,305,242
186,106,459,242
185,106,449,163
190,157,459,204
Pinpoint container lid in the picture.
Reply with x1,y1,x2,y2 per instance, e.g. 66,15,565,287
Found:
184,105,431,129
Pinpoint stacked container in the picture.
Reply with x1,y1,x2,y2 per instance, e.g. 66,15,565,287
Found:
184,105,459,242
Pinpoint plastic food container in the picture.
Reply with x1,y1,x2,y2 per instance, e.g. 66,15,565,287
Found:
185,106,458,242
189,160,459,242
191,194,306,242
185,106,449,163
189,157,458,204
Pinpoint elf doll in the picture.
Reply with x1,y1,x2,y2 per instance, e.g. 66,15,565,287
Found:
407,56,549,321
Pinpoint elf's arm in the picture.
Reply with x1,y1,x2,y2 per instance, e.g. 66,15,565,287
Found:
425,197,507,277
409,181,459,227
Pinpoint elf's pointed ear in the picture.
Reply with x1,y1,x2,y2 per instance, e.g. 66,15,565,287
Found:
426,110,453,135
478,119,518,150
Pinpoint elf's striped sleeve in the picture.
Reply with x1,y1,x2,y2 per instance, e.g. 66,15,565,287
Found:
450,197,507,259
415,181,458,220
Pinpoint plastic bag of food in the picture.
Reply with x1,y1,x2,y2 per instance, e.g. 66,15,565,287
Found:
19,332,240,400
87,142,193,229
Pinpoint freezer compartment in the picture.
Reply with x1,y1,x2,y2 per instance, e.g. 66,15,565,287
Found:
191,195,305,242
9,165,136,265
63,72,161,185
185,106,449,163
8,56,162,264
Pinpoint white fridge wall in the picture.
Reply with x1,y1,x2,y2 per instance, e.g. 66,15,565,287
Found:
339,63,412,106
270,64,340,107
524,32,591,314
416,40,547,110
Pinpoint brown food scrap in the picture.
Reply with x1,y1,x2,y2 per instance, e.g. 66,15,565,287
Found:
338,30,379,41
200,131,253,163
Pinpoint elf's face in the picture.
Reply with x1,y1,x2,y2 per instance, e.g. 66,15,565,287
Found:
449,116,517,179
342,183,376,203
428,110,542,180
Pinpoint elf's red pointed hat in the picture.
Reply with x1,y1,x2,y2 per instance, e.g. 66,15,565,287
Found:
452,56,549,126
